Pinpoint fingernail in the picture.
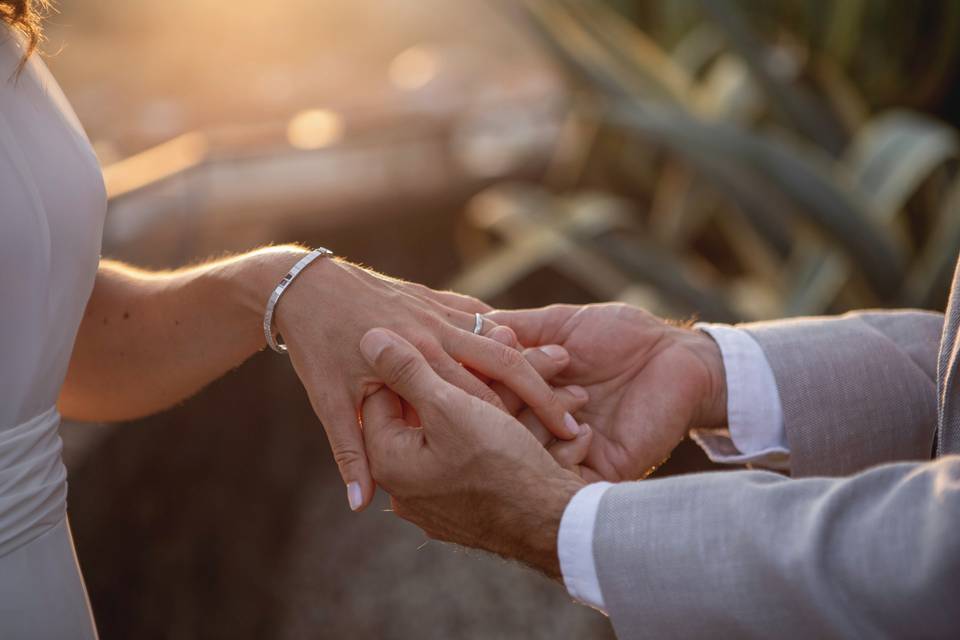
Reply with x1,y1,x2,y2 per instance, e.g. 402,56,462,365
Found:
579,423,591,438
539,344,568,361
563,412,581,437
566,385,588,401
347,482,363,511
360,329,392,363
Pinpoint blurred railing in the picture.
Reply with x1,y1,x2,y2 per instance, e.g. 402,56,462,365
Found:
98,97,565,268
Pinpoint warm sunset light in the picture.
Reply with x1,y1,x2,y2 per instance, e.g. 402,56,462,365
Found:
102,132,209,199
22,2,957,637
388,45,439,91
286,108,345,150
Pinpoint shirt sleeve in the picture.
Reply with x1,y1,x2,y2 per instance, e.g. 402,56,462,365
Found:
689,323,790,471
558,324,790,609
557,481,614,613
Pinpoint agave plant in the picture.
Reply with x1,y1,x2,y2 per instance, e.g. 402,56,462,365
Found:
453,0,960,320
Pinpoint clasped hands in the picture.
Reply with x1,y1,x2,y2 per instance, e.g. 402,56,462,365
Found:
265,252,725,578
357,303,727,579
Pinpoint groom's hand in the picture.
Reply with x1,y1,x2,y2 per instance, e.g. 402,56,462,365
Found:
487,303,728,481
358,328,588,578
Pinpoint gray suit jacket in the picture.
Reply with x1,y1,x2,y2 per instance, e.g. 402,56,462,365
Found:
593,265,960,639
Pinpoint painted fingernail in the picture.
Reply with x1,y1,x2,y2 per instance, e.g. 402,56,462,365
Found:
539,344,568,361
564,412,581,437
360,329,392,363
347,482,363,511
566,385,588,401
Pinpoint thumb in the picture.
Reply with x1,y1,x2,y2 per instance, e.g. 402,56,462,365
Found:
360,328,452,411
360,387,418,489
485,306,572,346
360,386,404,433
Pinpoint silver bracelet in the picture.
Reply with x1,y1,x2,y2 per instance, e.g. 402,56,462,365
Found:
263,248,334,353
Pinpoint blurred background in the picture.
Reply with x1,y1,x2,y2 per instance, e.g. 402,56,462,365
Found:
45,0,960,638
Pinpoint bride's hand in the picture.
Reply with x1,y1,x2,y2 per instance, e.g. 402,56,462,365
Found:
246,250,581,511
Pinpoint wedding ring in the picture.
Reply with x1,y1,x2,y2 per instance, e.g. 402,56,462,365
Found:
473,312,484,335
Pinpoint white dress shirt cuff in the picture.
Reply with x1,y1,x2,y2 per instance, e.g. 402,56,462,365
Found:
690,323,790,470
557,481,613,613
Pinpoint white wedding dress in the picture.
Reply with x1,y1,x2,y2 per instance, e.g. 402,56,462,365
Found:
0,28,106,638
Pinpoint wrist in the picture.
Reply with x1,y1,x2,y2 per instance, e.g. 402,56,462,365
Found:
228,245,311,347
687,328,728,429
496,472,585,580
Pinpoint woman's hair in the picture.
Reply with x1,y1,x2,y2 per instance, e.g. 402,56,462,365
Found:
1,0,48,72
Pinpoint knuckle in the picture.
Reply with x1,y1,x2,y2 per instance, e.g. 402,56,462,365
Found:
331,444,366,471
550,303,578,315
416,338,443,362
487,325,516,347
458,381,497,409
406,331,430,350
429,320,452,343
476,386,505,410
473,297,493,313
533,385,560,412
523,351,555,377
557,388,580,411
407,282,430,297
430,385,459,414
387,352,424,387
462,298,487,314
492,343,524,370
547,386,563,409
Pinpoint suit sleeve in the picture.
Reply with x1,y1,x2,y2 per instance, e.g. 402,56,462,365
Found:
741,310,942,476
592,457,960,640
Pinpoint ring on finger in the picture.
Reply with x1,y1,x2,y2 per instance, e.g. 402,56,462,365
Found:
473,312,484,335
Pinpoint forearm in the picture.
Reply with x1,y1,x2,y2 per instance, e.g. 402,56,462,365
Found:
593,458,960,638
59,245,307,422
